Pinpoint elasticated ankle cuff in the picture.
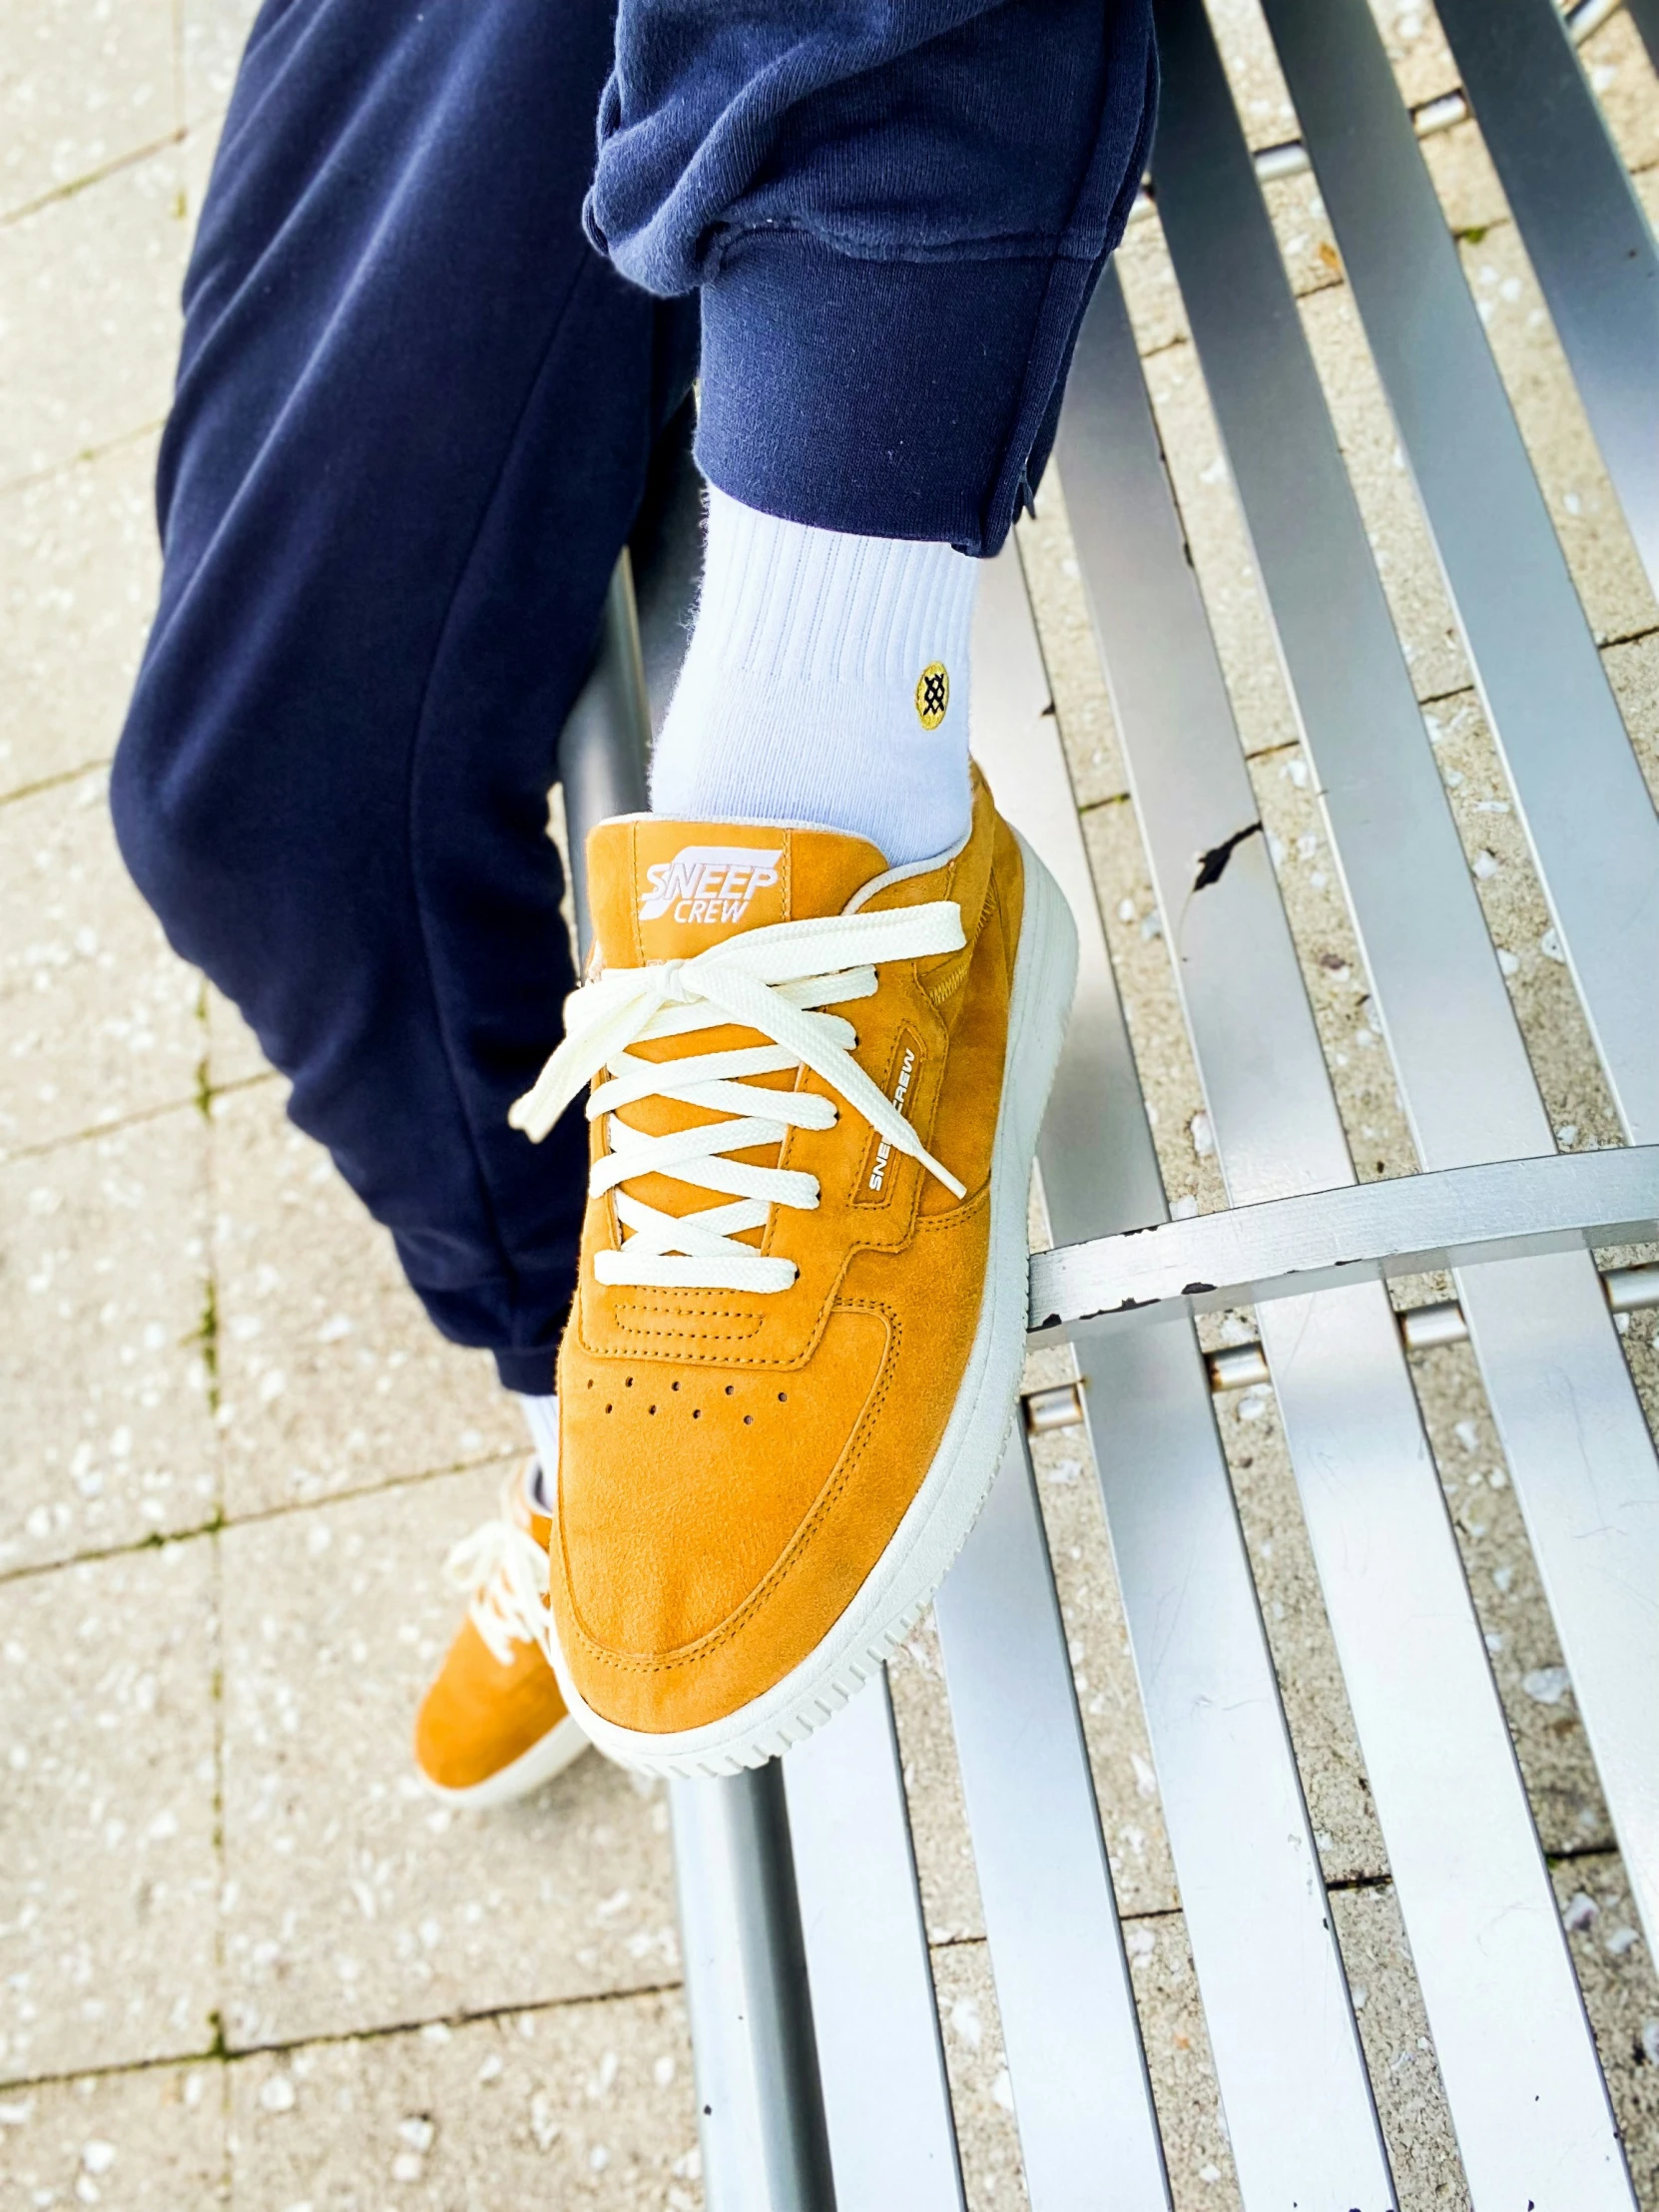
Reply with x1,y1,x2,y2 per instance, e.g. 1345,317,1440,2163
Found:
696,244,1085,558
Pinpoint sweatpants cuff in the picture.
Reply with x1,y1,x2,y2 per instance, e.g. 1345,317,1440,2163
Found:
695,240,1097,559
393,1238,574,1396
494,1343,562,1394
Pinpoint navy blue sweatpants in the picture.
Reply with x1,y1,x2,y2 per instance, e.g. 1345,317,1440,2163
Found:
113,0,1154,1392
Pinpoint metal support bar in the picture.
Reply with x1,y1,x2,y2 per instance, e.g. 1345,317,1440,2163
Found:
557,554,653,934
1028,1145,1659,1336
1022,1261,1659,1422
672,1770,837,2212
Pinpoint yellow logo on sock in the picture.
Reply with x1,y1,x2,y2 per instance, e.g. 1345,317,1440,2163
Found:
915,663,949,730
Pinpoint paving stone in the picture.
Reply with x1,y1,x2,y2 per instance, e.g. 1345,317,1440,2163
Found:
1015,490,1128,813
0,1108,216,1574
0,432,161,800
0,0,178,225
1029,1425,1180,1918
1119,1911,1239,2212
1420,116,1511,241
181,114,224,244
1137,340,1314,759
1332,1882,1467,2212
211,1086,520,1516
218,1468,680,2047
0,1537,219,2083
0,770,204,1157
1247,741,1420,1187
1255,174,1351,316
1212,1378,1391,1883
0,145,187,490
1115,180,1348,363
205,980,272,1094
1079,798,1228,1222
1605,627,1659,809
888,1622,986,1946
0,2059,226,2211
1205,0,1303,152
1298,282,1474,708
229,1994,698,2212
1422,685,1627,1149
930,1938,1028,2212
1581,8,1659,181
180,0,261,130
1365,0,1461,114
1406,1337,1615,1857
1113,208,1191,361
1553,1850,1659,2205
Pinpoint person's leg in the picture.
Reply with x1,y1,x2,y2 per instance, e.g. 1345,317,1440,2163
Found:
607,0,1156,859
525,1,1156,1769
112,0,698,1400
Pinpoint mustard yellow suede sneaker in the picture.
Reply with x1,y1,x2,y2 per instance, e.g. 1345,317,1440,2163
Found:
412,1459,589,1806
510,769,1076,1775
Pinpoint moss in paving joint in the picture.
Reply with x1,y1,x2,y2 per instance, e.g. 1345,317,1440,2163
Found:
1077,790,1135,822
0,130,188,228
195,1275,221,1417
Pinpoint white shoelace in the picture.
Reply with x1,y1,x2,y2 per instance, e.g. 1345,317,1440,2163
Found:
444,1478,552,1668
509,904,968,1293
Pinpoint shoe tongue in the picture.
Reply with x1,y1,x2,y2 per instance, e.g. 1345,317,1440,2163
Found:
587,818,889,966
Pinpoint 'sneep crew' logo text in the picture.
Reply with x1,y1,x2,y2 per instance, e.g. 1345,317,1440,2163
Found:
639,846,785,926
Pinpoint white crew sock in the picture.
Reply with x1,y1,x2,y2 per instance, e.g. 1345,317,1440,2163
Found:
516,1394,559,1508
649,487,979,865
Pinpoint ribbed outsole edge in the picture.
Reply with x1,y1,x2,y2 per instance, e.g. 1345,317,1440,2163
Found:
548,834,1079,1778
416,1711,591,1810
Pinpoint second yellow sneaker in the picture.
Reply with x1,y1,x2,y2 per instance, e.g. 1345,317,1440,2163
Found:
510,769,1076,1774
413,1458,589,1806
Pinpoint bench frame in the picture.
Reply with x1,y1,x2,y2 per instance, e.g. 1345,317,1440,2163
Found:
558,1,1659,2200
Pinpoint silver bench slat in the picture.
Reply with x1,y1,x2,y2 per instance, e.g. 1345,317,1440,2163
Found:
1057,268,1634,2205
1151,0,1659,1971
973,546,1393,2207
1255,0,1659,1142
934,1434,1170,2211
1433,0,1659,601
785,1675,966,2212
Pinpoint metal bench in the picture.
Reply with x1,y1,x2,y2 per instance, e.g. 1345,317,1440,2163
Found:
559,0,1659,2200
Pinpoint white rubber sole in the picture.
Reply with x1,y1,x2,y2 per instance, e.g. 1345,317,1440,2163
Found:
548,834,1079,1778
418,1711,590,1810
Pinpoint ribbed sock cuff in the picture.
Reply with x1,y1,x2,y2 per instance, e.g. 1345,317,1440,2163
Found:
649,489,978,863
690,488,977,693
